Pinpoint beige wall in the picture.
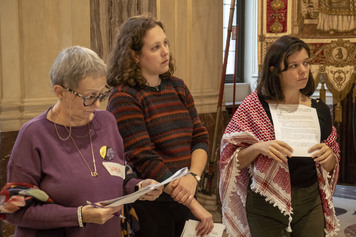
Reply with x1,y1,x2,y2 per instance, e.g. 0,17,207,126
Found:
0,0,91,131
158,0,223,114
0,0,222,132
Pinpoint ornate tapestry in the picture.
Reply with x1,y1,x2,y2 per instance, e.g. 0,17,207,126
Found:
259,0,356,123
266,0,288,33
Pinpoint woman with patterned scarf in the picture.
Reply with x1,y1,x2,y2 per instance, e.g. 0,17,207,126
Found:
219,35,340,237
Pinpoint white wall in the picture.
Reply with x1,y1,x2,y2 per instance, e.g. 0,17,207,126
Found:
244,0,259,92
223,0,258,104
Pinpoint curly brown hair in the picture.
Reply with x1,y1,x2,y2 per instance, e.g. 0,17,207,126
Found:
107,15,175,88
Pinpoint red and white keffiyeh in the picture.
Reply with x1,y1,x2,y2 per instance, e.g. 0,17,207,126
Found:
219,91,340,237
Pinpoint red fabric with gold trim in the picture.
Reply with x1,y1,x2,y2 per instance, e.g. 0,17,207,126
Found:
266,0,288,33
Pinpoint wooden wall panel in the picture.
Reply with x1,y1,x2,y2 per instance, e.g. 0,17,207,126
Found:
90,0,156,64
0,131,18,237
0,0,90,132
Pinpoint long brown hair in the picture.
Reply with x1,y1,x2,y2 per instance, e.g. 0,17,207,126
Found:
107,15,175,88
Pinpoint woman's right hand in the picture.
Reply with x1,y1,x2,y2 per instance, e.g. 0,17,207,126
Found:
186,199,214,237
257,140,293,163
81,204,122,225
138,179,163,201
238,140,293,169
170,175,197,205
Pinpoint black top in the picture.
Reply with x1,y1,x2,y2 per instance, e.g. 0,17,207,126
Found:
259,95,333,187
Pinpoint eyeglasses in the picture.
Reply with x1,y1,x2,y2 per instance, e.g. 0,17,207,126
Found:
62,85,112,106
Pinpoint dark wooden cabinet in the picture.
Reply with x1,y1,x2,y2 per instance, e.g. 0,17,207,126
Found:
1,131,18,237
338,91,356,185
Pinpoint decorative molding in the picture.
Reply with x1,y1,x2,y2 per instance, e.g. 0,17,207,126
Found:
191,89,219,114
0,98,56,132
224,83,251,103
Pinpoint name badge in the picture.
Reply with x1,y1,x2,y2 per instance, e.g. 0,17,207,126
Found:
102,162,125,179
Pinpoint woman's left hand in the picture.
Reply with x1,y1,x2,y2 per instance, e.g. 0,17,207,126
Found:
309,143,336,172
170,175,197,205
138,179,163,201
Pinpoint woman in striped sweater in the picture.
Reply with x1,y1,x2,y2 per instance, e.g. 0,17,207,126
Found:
106,15,214,237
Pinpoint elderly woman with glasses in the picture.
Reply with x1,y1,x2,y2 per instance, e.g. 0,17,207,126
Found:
1,46,162,237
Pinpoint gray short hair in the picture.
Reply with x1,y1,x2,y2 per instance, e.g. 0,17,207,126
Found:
50,46,106,89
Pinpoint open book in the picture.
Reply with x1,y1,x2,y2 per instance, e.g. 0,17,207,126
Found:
89,167,190,207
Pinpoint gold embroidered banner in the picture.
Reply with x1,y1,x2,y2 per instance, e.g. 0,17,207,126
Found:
308,39,356,122
266,0,288,33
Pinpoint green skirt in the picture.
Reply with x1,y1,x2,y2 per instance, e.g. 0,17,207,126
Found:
246,182,325,237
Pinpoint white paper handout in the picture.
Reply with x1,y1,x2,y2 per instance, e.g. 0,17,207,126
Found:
92,167,190,207
180,219,225,237
269,103,320,157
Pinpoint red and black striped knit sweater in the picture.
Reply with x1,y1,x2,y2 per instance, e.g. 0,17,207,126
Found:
107,76,208,183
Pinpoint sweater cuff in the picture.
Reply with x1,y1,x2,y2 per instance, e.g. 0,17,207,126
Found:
157,169,174,183
192,143,209,154
124,178,142,194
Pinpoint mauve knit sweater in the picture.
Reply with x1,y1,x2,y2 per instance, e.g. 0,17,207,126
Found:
5,110,140,237
107,76,209,187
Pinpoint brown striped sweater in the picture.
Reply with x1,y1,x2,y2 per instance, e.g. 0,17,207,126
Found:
107,76,208,183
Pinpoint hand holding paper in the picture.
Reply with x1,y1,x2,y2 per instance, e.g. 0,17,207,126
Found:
256,140,293,164
136,179,163,201
308,143,336,172
269,104,320,157
180,219,225,237
186,199,214,236
90,167,190,207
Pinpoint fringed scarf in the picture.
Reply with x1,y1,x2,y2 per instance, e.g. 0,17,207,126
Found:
0,182,54,219
219,91,340,237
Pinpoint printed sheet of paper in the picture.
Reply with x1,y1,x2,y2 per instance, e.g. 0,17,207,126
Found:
180,219,225,237
269,104,320,157
93,167,189,207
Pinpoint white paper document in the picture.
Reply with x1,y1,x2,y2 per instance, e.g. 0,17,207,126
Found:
180,219,225,237
92,167,189,207
269,104,320,157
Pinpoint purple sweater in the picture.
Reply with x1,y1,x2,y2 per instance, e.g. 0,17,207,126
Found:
5,109,140,237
